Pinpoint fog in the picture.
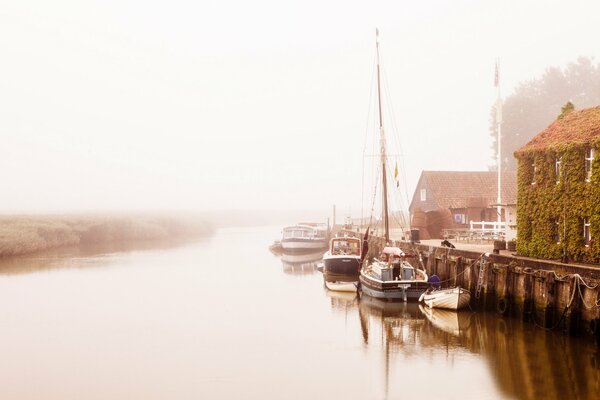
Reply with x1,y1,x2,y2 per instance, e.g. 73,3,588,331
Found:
1,0,598,215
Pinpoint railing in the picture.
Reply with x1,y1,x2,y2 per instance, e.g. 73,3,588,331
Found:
469,221,506,233
442,221,506,242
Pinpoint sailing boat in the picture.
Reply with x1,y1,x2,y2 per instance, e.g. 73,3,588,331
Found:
358,30,429,301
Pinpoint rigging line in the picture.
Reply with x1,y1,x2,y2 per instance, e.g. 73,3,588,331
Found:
362,51,378,228
369,167,380,228
378,42,412,210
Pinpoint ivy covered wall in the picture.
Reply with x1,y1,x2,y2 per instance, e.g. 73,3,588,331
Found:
515,140,600,263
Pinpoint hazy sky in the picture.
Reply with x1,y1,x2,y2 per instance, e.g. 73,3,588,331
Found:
1,0,598,214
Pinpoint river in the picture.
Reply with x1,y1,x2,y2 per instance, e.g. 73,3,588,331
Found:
0,225,598,400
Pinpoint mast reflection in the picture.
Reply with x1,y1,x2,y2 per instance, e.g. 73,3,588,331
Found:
352,296,600,400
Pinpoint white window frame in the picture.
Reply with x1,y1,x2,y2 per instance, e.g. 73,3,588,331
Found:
585,148,594,182
420,188,427,201
555,156,562,184
584,218,591,246
531,163,537,185
553,218,560,244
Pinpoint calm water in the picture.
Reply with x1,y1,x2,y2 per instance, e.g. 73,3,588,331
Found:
0,226,598,400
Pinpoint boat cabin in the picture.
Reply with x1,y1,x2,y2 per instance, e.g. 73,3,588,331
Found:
330,237,361,256
377,246,416,281
282,225,318,240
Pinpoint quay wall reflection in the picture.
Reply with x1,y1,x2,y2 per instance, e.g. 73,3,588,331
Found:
330,294,600,400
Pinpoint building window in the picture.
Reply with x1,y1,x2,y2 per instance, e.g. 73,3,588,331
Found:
555,156,562,184
531,162,537,185
420,188,426,201
584,218,591,246
552,218,560,243
454,214,466,224
585,148,594,182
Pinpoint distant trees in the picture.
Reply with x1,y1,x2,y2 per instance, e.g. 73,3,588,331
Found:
490,57,600,171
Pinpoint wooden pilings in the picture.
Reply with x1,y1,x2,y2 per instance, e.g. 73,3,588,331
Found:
367,236,600,339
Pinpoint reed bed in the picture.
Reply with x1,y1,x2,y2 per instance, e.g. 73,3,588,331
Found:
0,214,213,258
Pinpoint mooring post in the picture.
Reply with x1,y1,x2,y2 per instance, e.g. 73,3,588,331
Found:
565,275,582,335
492,262,509,316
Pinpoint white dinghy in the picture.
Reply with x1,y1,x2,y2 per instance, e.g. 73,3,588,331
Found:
419,287,471,310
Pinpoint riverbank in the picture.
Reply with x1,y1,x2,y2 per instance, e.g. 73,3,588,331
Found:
0,213,213,258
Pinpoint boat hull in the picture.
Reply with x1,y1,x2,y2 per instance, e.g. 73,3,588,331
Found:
359,272,429,301
325,281,357,292
421,287,471,310
322,256,361,280
280,238,328,252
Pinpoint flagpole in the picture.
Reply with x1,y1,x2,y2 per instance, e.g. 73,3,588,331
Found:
495,59,503,231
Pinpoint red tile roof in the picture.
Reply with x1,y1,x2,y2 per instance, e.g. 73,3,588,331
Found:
412,171,517,210
516,106,600,153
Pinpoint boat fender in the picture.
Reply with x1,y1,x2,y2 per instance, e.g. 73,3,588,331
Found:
496,297,508,315
428,274,441,290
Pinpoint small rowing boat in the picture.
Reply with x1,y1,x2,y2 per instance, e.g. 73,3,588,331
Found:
419,287,471,310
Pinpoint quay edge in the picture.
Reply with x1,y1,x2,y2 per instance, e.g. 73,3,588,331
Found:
366,236,600,342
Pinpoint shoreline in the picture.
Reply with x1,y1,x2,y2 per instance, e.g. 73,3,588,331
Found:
0,213,214,259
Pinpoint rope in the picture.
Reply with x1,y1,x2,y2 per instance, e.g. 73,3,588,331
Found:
527,272,599,331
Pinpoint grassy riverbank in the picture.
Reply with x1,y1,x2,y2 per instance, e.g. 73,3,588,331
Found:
0,214,213,258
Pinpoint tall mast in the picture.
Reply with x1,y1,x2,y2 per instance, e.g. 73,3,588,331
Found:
376,29,390,243
495,59,502,228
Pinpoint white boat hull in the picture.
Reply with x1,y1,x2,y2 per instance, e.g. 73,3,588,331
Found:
420,287,471,310
325,281,358,292
281,240,328,251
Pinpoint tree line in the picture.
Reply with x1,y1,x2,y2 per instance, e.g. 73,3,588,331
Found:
490,57,600,171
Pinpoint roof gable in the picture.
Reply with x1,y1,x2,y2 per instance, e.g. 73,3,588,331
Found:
411,171,517,211
516,106,600,154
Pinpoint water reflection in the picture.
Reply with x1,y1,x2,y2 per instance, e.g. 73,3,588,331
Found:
419,305,473,337
0,239,208,275
346,295,600,400
279,250,325,275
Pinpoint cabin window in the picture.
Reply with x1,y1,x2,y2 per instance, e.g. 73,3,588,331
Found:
531,163,537,185
555,156,562,184
332,240,360,256
585,148,594,182
584,218,591,246
420,188,426,201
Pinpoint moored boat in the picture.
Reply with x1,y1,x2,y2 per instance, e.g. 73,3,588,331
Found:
322,235,364,291
419,286,471,310
360,246,429,301
280,223,328,252
268,240,283,254
356,31,429,302
325,281,358,292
